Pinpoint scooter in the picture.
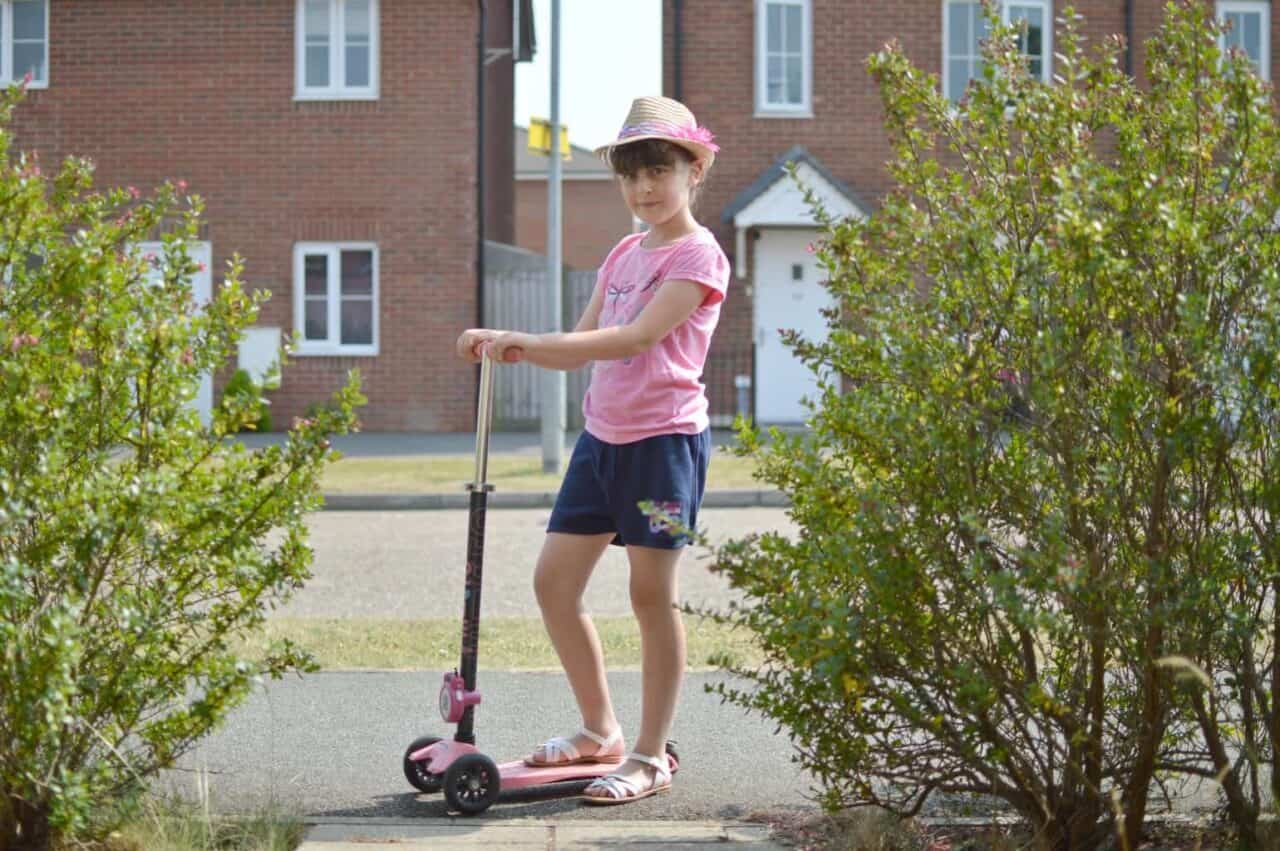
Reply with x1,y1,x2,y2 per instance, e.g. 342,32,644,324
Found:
401,353,679,815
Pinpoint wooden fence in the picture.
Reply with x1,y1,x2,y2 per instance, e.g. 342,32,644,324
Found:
483,242,595,429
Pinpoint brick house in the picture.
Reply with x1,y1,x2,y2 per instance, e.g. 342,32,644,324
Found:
5,0,532,432
665,0,1275,423
513,125,634,271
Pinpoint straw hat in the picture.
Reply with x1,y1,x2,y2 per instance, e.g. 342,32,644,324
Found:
595,96,719,168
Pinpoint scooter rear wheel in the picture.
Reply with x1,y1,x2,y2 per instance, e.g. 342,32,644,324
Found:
403,735,444,793
443,752,501,815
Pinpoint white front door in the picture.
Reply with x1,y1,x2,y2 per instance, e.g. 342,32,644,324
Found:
754,228,832,424
138,241,214,426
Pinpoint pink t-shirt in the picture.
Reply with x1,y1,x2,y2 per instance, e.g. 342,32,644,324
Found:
582,226,731,444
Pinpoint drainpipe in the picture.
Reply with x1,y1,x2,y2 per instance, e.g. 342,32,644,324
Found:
476,1,487,335
673,0,684,99
471,0,489,434
1125,0,1133,75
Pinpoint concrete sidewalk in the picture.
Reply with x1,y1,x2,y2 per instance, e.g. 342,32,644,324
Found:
298,817,785,849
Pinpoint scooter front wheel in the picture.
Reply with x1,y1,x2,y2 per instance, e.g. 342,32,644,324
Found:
443,752,501,815
403,735,444,793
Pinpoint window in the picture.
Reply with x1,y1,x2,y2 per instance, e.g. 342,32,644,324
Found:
296,0,378,100
1217,0,1270,80
755,0,812,116
943,0,1051,102
945,1,988,102
1,0,48,87
293,243,378,356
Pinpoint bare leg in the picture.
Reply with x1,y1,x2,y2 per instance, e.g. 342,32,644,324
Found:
529,531,624,762
584,544,685,797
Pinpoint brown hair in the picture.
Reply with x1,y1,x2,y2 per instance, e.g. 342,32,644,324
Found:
606,138,696,179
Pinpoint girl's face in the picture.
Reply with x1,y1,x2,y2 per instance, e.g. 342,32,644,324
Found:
618,157,703,227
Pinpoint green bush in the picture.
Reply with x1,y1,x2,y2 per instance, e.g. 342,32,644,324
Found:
705,3,1280,849
0,82,364,849
221,368,272,433
303,400,341,422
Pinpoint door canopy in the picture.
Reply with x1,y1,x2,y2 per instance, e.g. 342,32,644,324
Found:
722,146,868,279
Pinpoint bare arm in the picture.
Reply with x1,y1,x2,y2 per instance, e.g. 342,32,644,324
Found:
523,282,607,370
574,283,605,333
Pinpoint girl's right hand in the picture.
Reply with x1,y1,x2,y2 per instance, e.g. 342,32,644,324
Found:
456,328,499,363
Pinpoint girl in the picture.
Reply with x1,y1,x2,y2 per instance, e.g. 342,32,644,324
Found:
455,95,729,805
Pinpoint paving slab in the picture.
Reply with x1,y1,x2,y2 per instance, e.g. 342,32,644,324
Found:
297,817,785,849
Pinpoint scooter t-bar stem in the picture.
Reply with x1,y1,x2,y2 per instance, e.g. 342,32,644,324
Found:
454,354,496,745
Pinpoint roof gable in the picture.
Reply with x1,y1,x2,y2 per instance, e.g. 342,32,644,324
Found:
722,145,868,227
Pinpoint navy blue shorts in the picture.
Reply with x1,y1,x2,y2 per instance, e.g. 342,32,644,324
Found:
547,429,710,549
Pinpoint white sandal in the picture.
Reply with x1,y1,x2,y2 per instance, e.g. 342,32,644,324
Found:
523,726,624,766
581,751,672,805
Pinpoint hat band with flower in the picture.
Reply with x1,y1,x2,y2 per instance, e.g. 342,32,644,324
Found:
595,96,719,167
616,121,720,152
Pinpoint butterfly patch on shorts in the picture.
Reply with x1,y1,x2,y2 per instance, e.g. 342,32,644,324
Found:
648,500,684,535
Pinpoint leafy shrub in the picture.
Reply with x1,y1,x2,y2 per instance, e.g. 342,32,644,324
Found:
0,82,364,848
221,368,272,433
705,3,1280,848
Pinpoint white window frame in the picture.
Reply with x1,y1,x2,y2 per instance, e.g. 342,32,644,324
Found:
754,0,813,118
942,0,1052,102
1217,0,1271,80
293,242,379,357
1,0,49,88
294,0,379,101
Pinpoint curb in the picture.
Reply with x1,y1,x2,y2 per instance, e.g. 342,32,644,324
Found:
321,489,790,511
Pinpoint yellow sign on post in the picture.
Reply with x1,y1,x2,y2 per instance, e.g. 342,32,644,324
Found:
528,117,571,160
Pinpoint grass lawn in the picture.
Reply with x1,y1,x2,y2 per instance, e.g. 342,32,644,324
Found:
320,451,763,494
237,615,764,671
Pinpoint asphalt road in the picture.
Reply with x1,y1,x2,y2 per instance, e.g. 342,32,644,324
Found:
174,670,817,822
283,507,797,620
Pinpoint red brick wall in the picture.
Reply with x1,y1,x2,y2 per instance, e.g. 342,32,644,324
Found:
9,0,486,431
485,0,516,246
666,0,1275,421
514,178,635,271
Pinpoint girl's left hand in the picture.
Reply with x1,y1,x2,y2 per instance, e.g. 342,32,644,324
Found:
483,331,534,364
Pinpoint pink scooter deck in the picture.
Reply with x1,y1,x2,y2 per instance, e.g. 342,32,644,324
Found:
411,739,679,793
498,758,624,790
501,754,681,791
499,754,681,791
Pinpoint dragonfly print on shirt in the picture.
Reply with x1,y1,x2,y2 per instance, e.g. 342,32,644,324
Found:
606,283,635,311
603,272,664,366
